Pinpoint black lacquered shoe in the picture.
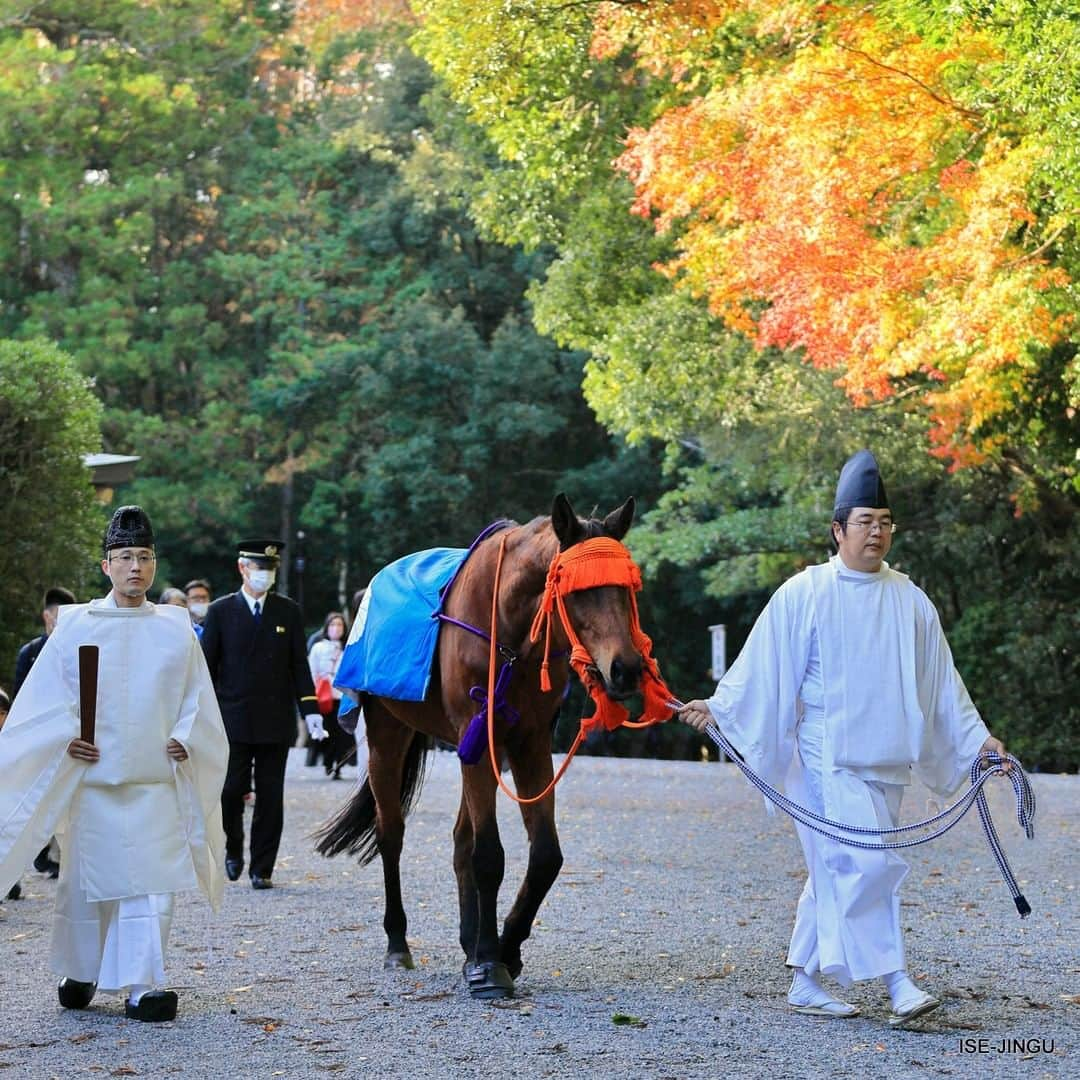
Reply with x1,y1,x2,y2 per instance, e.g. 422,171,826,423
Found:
125,990,178,1022
225,858,243,882
250,875,273,890
58,978,97,1009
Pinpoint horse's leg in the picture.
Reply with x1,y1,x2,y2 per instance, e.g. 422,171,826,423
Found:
499,722,563,979
366,700,420,969
460,767,515,999
453,793,479,962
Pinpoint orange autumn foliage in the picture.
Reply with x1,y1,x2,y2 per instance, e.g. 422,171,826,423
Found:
259,0,414,102
605,6,1072,465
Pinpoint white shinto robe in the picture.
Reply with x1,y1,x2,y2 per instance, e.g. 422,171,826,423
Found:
707,556,989,985
0,596,228,990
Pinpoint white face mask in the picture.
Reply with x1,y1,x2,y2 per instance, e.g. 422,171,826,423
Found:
247,569,275,593
188,602,209,619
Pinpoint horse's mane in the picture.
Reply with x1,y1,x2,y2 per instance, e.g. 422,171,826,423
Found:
518,512,609,540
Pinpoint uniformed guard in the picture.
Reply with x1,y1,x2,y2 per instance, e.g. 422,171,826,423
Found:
200,539,324,889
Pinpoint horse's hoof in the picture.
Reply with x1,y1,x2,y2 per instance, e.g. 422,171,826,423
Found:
463,961,515,1000
384,950,415,970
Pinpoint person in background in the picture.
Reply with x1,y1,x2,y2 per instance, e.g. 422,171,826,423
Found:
679,450,1008,1029
304,611,328,767
13,587,76,699
308,612,351,779
184,579,212,640
199,539,325,890
159,587,188,608
339,587,369,781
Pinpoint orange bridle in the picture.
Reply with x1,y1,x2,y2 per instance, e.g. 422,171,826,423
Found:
484,534,674,805
528,536,674,736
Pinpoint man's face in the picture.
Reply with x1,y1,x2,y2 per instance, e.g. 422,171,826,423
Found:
238,558,276,596
833,506,894,572
186,586,210,607
42,605,60,635
101,546,156,602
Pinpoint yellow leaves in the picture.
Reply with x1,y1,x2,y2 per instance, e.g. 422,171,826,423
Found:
611,7,1073,466
592,1,818,76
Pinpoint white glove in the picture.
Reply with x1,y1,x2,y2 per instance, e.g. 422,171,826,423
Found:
306,714,328,741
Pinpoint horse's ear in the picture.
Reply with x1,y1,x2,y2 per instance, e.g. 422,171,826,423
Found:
602,497,635,542
551,492,587,549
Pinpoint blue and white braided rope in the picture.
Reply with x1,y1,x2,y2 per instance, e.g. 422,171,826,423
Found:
677,703,1036,918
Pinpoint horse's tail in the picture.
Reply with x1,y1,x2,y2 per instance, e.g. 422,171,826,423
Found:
313,730,433,864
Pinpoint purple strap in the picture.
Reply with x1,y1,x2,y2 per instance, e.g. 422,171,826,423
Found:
433,518,564,765
457,660,520,766
436,519,515,613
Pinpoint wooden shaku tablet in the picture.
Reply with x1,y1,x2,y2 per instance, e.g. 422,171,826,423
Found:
78,644,99,745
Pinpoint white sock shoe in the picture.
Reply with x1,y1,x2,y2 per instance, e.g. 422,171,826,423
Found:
882,970,940,1024
788,968,860,1017
127,984,153,1006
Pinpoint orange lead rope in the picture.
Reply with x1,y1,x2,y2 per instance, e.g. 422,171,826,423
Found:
485,534,672,804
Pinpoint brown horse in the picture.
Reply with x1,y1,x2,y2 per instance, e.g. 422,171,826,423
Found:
314,494,645,999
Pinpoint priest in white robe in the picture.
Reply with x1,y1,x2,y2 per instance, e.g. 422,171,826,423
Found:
0,506,228,1022
679,451,1008,1028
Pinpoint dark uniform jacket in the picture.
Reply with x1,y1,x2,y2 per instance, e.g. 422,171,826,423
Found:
200,590,319,744
12,634,47,699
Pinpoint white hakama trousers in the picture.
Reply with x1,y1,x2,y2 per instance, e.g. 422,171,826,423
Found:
50,825,173,991
786,714,908,986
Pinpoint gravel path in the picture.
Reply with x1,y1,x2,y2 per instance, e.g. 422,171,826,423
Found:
0,750,1074,1079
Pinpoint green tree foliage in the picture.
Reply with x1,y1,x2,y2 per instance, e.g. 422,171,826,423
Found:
415,0,1079,767
0,5,701,730
0,339,103,673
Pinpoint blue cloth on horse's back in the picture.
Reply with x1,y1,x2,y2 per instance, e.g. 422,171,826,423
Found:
335,546,469,703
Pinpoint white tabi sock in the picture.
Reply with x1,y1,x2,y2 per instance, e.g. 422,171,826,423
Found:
127,984,153,1006
787,967,859,1017
789,968,840,1007
882,970,926,1010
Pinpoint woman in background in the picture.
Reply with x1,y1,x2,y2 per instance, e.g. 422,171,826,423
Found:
307,612,352,779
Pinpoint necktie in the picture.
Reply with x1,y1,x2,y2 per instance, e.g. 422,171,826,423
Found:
252,601,261,626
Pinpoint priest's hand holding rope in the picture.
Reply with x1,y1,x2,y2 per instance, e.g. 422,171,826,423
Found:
67,738,100,763
166,738,189,762
677,699,714,732
979,734,1011,774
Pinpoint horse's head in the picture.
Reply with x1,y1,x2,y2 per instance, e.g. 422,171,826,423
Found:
550,493,642,700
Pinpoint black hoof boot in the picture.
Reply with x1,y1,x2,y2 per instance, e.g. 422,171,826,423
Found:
384,950,415,970
58,978,97,1009
463,961,515,1000
125,990,178,1022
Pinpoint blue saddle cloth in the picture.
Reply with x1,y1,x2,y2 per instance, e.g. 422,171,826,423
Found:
335,546,469,703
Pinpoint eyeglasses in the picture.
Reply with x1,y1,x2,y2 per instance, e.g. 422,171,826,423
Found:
109,552,157,567
845,520,897,535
